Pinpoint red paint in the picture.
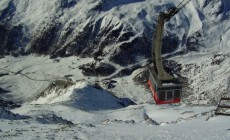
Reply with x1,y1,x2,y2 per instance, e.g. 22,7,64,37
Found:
147,80,181,104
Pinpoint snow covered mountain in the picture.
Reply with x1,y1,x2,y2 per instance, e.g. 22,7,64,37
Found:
1,0,230,103
0,0,228,60
1,0,230,139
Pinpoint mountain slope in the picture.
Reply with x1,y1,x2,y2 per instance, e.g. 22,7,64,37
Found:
1,1,230,139
0,0,228,62
0,0,230,104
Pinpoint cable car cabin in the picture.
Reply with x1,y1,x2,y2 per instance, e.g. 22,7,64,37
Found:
146,0,191,104
146,5,187,104
148,69,182,104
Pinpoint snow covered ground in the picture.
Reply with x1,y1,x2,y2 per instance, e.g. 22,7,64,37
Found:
0,102,230,139
0,55,230,140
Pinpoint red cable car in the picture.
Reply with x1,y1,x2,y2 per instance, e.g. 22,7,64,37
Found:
148,69,181,104
147,0,191,104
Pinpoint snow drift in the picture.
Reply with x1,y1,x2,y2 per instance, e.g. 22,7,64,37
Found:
31,81,134,111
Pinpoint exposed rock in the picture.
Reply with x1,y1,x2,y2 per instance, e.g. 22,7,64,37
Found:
0,1,16,23
33,79,74,101
113,64,143,78
132,66,150,86
0,87,10,94
161,32,179,54
0,25,27,55
102,80,117,89
60,0,78,8
143,112,159,125
29,22,62,55
163,60,182,76
0,97,21,108
79,62,116,76
36,114,73,125
0,73,9,77
210,53,228,65
118,98,136,107
0,0,227,66
109,36,150,66
0,107,29,120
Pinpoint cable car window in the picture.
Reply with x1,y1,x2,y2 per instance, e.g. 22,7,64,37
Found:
159,90,166,100
174,90,181,98
167,90,173,100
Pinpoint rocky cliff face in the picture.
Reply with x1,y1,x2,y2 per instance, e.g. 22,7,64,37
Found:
0,0,224,62
0,0,229,66
0,0,149,64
